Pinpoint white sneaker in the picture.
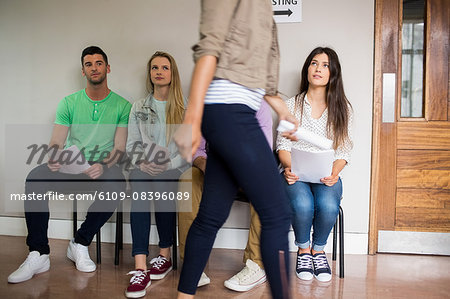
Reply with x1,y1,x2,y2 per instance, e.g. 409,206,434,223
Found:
224,259,266,292
197,272,211,287
8,251,50,283
67,239,96,272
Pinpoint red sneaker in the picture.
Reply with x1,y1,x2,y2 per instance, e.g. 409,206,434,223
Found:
148,255,172,280
125,269,151,298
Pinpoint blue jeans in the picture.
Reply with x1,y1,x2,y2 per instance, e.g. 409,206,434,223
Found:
129,168,181,256
284,176,342,252
178,104,291,299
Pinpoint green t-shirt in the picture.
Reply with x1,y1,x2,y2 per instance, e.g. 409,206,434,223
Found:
54,89,132,161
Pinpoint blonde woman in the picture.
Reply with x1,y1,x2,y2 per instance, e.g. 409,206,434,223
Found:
125,51,188,298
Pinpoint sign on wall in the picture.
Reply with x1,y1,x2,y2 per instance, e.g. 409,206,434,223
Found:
272,0,302,23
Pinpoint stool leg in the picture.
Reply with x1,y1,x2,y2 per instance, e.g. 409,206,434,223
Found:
332,219,338,261
114,209,122,265
73,200,77,238
96,230,101,264
339,206,344,278
172,217,178,270
119,204,123,250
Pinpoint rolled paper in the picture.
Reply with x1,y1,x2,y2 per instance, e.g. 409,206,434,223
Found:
276,119,296,132
277,120,333,150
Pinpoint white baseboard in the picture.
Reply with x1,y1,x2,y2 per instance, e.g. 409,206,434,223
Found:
0,216,368,254
378,230,450,255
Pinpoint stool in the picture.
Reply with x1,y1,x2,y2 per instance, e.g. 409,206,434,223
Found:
72,199,123,265
332,206,344,278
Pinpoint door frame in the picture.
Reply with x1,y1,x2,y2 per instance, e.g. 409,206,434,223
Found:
369,0,400,255
369,0,449,254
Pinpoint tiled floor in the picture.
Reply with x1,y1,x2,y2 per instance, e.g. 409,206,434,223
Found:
1,236,449,298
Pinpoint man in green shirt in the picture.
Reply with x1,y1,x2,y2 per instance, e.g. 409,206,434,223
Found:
8,46,132,283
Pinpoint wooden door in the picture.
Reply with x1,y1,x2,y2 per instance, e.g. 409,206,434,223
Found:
369,0,449,254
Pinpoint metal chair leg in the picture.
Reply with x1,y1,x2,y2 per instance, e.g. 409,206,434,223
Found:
114,203,123,266
339,206,344,278
332,219,338,261
114,214,120,265
172,216,178,270
96,231,101,264
119,208,123,250
73,200,77,238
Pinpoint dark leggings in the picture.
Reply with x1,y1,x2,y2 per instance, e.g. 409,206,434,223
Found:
178,104,291,298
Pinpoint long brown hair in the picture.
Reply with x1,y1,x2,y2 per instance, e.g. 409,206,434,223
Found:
146,51,185,145
295,47,352,150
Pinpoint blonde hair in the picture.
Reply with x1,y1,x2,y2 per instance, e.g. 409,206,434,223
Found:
146,51,185,145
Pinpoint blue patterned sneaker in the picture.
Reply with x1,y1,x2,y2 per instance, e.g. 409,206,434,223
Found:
296,252,313,281
312,252,332,282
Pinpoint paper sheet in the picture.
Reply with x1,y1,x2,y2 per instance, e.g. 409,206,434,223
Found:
291,148,334,184
48,145,91,174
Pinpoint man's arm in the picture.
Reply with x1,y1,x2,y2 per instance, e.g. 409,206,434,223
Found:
47,124,69,171
49,124,69,149
103,126,127,167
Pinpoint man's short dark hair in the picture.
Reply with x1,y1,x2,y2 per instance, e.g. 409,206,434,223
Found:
81,46,108,65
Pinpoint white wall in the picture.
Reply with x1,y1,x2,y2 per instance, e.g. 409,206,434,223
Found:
0,0,374,253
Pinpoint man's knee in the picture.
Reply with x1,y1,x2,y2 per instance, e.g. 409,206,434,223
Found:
101,165,126,190
26,164,52,181
102,165,125,180
180,167,204,184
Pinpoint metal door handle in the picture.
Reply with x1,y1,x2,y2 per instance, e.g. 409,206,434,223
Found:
382,73,396,123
